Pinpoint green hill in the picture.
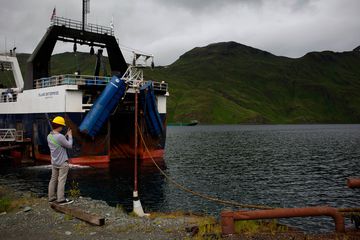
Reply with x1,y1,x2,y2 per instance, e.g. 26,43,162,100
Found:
7,42,360,123
144,42,360,123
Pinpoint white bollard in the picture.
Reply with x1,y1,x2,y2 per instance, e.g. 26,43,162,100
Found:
133,191,150,217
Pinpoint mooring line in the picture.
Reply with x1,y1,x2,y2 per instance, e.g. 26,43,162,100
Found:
138,126,273,210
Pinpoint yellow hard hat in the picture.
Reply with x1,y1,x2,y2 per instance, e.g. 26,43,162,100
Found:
52,116,66,126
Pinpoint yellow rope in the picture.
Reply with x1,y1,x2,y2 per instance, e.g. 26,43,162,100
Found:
138,126,273,210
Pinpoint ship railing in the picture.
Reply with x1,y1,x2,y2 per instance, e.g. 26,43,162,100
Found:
0,129,23,142
0,91,18,103
33,75,111,89
51,16,114,36
34,74,168,92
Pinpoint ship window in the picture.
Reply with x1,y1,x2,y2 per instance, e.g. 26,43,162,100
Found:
0,66,17,88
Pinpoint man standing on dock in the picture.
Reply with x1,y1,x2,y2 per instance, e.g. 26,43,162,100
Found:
47,116,74,205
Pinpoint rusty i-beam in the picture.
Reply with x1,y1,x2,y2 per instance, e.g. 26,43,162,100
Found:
221,206,345,235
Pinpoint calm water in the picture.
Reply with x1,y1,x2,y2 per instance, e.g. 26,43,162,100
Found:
1,124,359,232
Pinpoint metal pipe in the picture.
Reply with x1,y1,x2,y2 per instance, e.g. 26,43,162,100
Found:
132,88,148,217
221,211,235,235
347,178,360,189
221,207,345,235
338,208,360,219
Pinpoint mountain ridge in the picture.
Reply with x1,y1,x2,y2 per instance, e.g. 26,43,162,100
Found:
145,41,360,123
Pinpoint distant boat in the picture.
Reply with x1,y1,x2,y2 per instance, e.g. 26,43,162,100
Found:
187,120,199,126
169,120,199,126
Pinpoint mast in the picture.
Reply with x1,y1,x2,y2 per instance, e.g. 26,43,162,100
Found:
82,0,90,31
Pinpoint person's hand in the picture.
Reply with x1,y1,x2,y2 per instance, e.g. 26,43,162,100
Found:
66,128,72,137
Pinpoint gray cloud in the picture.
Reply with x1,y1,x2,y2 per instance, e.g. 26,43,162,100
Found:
0,0,359,66
153,0,263,12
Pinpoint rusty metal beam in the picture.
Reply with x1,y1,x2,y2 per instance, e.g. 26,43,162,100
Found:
221,207,345,235
347,178,360,189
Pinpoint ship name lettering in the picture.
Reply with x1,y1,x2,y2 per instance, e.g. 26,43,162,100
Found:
38,91,59,97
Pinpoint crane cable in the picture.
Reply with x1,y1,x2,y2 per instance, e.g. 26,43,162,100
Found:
137,125,273,210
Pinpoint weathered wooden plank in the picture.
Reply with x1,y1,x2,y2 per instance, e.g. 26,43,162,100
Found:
50,203,105,226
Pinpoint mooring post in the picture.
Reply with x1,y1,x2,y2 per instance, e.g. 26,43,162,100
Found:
132,86,148,217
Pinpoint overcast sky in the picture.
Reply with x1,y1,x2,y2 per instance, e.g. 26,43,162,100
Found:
0,0,359,65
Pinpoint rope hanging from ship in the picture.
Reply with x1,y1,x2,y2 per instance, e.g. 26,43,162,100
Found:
137,125,273,210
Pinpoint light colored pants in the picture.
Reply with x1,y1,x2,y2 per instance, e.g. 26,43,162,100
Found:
48,162,69,202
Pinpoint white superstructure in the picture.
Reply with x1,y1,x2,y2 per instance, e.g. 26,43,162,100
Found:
0,85,83,114
0,70,168,115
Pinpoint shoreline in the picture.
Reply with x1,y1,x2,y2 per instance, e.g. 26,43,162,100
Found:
0,184,219,239
1,184,359,239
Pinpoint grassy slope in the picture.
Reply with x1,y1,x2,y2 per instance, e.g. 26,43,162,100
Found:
7,42,360,123
145,42,360,123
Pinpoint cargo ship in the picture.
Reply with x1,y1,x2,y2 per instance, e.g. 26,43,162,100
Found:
0,5,168,166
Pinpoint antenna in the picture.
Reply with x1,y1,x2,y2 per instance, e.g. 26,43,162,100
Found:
13,39,16,56
4,37,7,55
82,0,90,31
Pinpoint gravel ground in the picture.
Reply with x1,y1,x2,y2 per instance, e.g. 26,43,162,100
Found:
0,186,207,240
1,184,359,240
